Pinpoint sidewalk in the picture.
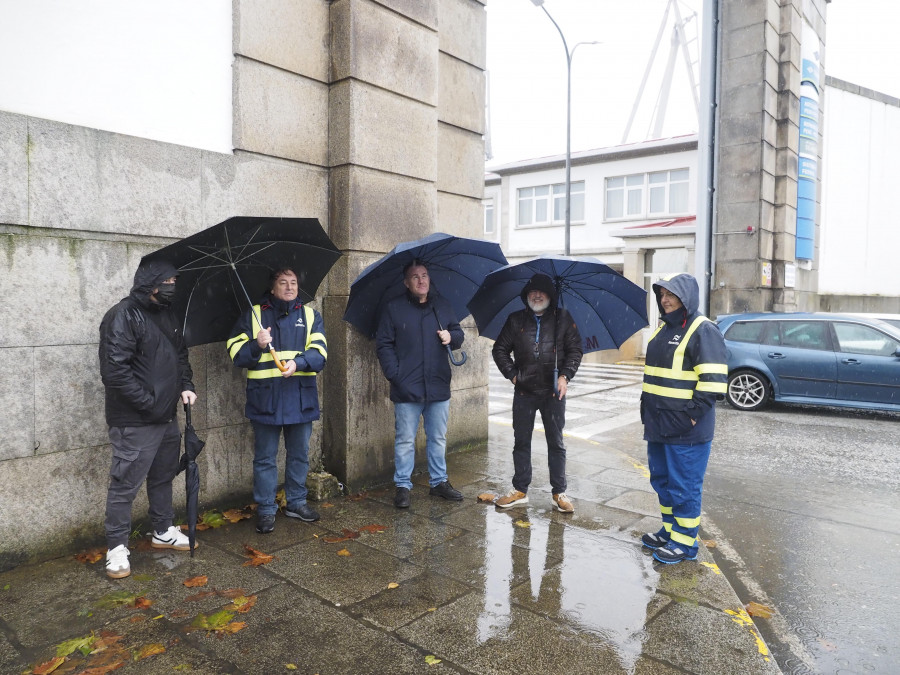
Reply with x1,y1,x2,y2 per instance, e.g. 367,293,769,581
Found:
0,420,779,675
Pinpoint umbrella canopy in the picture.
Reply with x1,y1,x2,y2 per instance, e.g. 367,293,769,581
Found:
342,232,508,340
142,216,341,348
466,255,649,354
177,403,205,557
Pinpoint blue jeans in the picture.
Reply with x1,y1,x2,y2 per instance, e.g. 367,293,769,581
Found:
512,390,567,494
252,421,312,516
647,440,712,554
393,400,450,489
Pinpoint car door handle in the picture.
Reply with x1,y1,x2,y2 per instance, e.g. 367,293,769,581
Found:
767,352,786,359
841,358,861,365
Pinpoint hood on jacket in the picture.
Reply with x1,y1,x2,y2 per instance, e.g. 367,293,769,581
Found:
652,273,700,317
520,273,558,308
130,259,179,307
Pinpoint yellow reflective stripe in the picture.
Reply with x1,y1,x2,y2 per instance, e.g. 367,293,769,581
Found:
645,365,699,381
247,369,317,379
662,522,673,532
227,333,250,359
642,383,695,399
660,505,673,515
670,530,696,546
695,363,728,375
675,515,701,528
671,316,709,371
696,381,728,393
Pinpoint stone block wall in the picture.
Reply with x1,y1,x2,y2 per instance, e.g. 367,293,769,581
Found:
0,0,487,568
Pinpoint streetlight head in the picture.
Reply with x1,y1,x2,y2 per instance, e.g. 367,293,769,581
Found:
529,0,545,6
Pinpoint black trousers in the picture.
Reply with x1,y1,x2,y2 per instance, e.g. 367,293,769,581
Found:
511,390,567,494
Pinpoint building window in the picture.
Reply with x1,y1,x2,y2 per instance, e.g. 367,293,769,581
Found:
517,181,584,227
484,201,495,235
606,169,689,220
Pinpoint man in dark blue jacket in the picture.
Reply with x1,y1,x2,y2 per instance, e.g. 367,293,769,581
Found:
226,268,327,534
640,273,727,564
99,259,198,580
376,260,465,508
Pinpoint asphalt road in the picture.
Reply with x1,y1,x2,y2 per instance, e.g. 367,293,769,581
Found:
701,402,900,675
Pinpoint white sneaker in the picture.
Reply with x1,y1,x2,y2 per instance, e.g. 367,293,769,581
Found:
106,545,131,579
151,525,194,551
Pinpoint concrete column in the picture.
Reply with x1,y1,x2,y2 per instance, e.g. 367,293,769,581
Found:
323,0,487,490
710,0,827,316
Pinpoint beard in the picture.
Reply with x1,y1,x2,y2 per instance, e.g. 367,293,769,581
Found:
528,297,550,314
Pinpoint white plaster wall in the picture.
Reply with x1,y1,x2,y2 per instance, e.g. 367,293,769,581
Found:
501,148,697,261
820,88,900,294
0,0,232,153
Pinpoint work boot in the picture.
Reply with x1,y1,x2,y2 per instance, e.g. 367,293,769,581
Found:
105,545,131,579
285,503,320,522
151,525,193,551
641,531,670,550
394,487,411,509
652,541,698,564
429,481,463,501
256,513,275,534
495,489,528,508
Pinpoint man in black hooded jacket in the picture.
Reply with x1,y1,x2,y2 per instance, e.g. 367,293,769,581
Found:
492,273,583,512
98,259,197,579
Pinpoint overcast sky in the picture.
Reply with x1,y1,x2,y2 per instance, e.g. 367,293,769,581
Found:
485,0,900,167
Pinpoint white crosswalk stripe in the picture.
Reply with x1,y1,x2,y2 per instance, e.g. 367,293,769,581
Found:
489,362,645,440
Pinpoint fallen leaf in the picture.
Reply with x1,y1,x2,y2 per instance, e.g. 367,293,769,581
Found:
337,548,352,556
32,656,66,674
218,588,250,599
427,607,436,612
424,655,442,665
321,502,335,508
226,595,258,613
134,643,166,660
199,510,229,529
701,538,717,548
746,601,773,618
183,575,208,588
358,524,387,534
387,582,399,589
513,519,531,528
56,634,96,657
323,528,361,543
222,621,247,634
74,548,105,564
286,665,298,670
131,596,152,610
222,508,253,523
348,491,367,501
95,590,142,610
276,488,287,508
477,493,498,503
187,609,236,632
242,545,275,566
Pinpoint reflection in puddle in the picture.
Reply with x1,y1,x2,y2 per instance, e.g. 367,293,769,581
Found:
478,509,658,671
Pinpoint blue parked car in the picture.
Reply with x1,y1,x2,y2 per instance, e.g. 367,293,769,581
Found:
716,313,900,412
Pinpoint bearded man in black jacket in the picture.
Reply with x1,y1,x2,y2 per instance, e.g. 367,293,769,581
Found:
492,273,583,512
98,259,197,580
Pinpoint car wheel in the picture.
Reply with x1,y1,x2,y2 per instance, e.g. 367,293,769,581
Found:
726,370,771,411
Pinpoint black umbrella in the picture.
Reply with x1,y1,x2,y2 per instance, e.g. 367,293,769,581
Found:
177,403,205,557
142,217,342,356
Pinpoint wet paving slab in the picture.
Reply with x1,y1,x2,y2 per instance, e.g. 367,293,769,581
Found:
0,424,780,674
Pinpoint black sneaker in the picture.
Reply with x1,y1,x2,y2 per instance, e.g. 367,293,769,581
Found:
429,481,463,501
653,541,698,564
641,532,669,549
285,503,320,522
256,513,275,534
394,487,411,509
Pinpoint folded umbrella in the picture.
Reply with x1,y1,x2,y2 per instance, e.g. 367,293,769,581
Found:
467,255,649,354
342,232,508,365
177,402,205,557
142,217,341,361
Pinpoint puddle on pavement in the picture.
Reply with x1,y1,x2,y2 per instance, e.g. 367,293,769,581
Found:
477,508,659,671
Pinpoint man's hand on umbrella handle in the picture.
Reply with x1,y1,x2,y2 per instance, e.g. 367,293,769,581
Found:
281,359,297,378
181,391,197,405
256,327,272,349
557,376,568,400
437,329,451,345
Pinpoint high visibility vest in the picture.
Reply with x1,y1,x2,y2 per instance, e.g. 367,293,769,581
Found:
642,316,728,400
227,304,325,379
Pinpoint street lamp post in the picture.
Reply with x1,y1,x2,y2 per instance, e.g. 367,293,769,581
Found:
530,0,599,256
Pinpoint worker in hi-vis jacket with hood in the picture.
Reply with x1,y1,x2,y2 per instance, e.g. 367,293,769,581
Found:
639,273,727,564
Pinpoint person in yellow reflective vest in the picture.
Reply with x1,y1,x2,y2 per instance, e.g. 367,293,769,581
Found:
226,268,327,534
640,273,727,564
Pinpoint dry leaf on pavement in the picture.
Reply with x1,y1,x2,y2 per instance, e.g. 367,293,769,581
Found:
183,575,208,588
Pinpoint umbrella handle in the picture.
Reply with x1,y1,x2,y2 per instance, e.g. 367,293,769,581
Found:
268,345,289,372
183,402,192,425
447,345,467,366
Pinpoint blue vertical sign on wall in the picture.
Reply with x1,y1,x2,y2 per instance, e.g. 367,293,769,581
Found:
796,29,820,261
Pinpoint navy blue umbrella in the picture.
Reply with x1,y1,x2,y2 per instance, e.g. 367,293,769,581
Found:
342,233,508,364
467,255,649,354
